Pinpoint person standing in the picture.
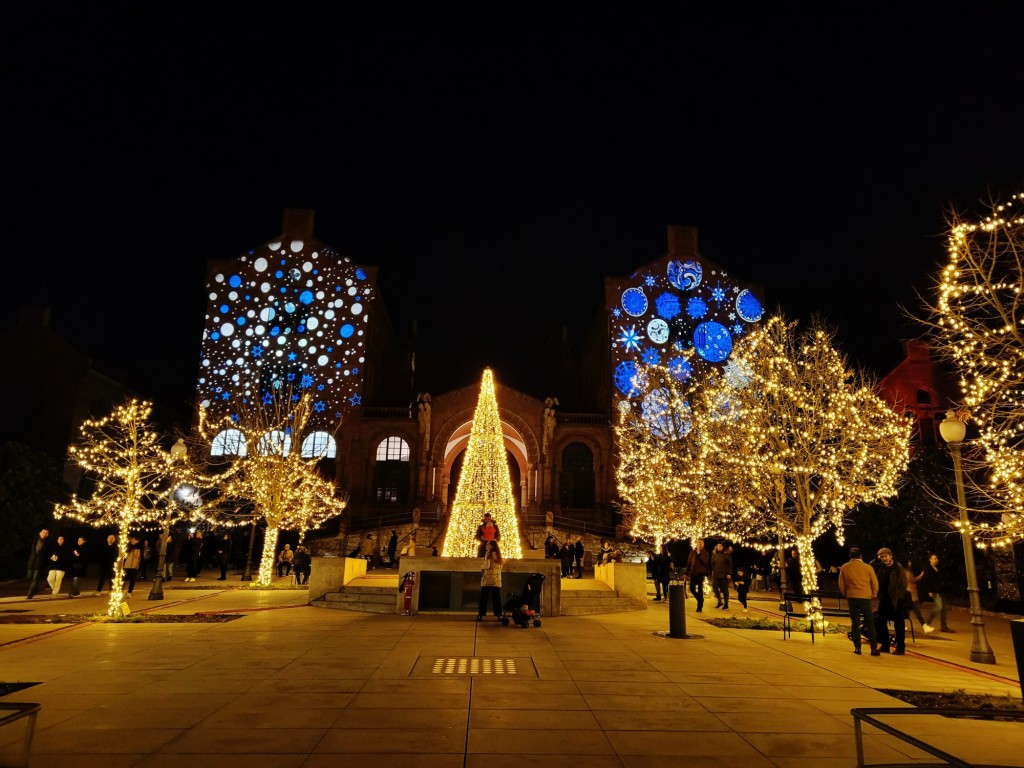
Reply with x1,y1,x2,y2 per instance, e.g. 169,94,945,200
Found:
685,538,712,612
649,547,672,602
785,547,802,593
139,538,153,581
387,530,399,569
26,528,50,599
165,525,186,581
559,541,574,579
95,534,117,594
46,534,70,597
122,535,142,596
216,533,233,580
184,530,205,581
293,544,312,585
544,534,559,559
475,512,501,557
573,537,585,578
68,535,88,597
477,539,504,621
872,547,909,655
710,542,733,609
917,552,953,633
838,547,880,655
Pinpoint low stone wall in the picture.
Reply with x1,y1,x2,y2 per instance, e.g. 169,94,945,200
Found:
594,561,647,608
308,556,366,602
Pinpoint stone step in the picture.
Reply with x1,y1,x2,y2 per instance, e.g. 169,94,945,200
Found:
560,595,642,615
314,597,395,614
323,589,394,603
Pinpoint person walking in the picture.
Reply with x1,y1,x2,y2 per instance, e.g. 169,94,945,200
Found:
839,546,880,655
387,530,398,569
559,541,574,579
215,533,233,580
68,535,88,597
122,535,142,596
477,539,504,621
872,547,909,655
917,553,954,633
649,547,671,602
95,534,117,594
26,528,50,599
46,533,70,597
685,538,712,612
733,565,750,612
475,512,500,557
710,542,733,609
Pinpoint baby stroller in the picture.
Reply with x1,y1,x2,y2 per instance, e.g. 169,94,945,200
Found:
501,573,545,628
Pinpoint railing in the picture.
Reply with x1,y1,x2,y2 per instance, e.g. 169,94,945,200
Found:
851,707,1024,768
0,702,40,768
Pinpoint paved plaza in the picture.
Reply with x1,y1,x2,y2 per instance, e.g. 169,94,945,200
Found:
1,574,1022,768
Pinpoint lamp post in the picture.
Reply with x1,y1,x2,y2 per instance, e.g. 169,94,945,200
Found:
149,438,187,601
938,410,996,664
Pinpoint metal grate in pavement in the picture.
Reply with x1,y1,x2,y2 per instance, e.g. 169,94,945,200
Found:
411,656,538,677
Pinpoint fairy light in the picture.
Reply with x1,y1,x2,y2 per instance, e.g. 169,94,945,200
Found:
931,192,1024,548
442,369,523,558
197,384,348,585
53,400,188,617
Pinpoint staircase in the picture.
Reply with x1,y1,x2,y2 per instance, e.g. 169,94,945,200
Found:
559,581,644,615
314,573,399,613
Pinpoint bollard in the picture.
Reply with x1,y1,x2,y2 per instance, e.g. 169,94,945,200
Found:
1012,620,1024,702
669,583,687,638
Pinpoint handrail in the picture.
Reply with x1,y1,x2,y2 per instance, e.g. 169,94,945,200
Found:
0,702,40,768
851,706,1024,768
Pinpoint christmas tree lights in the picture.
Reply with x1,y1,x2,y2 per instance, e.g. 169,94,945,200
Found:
442,369,522,558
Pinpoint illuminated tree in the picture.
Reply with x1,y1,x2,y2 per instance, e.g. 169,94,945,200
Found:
53,400,188,616
442,368,523,558
920,192,1024,547
698,316,912,604
198,385,348,585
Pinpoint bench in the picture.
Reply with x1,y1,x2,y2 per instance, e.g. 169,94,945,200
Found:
783,592,917,645
782,591,850,642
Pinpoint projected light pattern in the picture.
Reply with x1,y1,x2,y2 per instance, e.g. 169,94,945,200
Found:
197,238,372,429
610,254,763,428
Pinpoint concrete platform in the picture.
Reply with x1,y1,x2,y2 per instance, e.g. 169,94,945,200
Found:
0,574,1021,767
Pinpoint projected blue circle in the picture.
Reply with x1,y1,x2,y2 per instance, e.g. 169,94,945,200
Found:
736,289,764,322
693,321,732,363
621,287,648,317
613,360,641,396
667,259,702,290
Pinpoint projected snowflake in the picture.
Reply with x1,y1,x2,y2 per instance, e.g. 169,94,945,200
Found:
197,237,372,429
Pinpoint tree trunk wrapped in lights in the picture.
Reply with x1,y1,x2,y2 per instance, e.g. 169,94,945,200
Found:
696,315,912,620
442,368,522,558
198,384,348,586
920,192,1024,548
54,400,194,617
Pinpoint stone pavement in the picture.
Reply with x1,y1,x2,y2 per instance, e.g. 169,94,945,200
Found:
0,574,1022,768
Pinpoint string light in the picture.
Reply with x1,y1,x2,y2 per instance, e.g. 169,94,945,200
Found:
931,192,1024,548
442,369,523,558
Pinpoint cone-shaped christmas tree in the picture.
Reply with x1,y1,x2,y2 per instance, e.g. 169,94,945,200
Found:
442,368,522,558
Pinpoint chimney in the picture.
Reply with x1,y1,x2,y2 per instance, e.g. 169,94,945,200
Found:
667,226,698,259
281,209,316,239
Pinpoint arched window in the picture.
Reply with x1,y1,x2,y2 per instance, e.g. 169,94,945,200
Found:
374,436,410,502
301,431,336,459
257,430,292,456
559,442,595,509
211,429,247,457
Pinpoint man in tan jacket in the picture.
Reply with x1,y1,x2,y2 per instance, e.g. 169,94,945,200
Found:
838,547,879,656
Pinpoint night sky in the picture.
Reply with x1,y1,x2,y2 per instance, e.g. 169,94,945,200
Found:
3,7,1023,420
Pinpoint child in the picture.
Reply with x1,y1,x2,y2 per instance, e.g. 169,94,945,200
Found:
734,566,750,612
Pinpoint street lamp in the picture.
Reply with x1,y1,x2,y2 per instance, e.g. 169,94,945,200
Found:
938,410,996,664
149,438,187,601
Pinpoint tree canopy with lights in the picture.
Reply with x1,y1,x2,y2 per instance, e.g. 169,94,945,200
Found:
442,368,522,558
53,400,191,616
922,191,1024,547
696,315,912,598
198,385,348,585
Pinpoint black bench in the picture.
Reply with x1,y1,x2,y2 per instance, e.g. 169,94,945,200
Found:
782,591,852,642
783,591,916,645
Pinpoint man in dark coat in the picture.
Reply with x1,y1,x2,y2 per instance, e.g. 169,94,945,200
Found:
387,530,399,568
25,527,50,599
685,538,712,612
95,534,118,594
215,533,233,580
871,547,909,655
559,542,574,578
573,537,585,578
